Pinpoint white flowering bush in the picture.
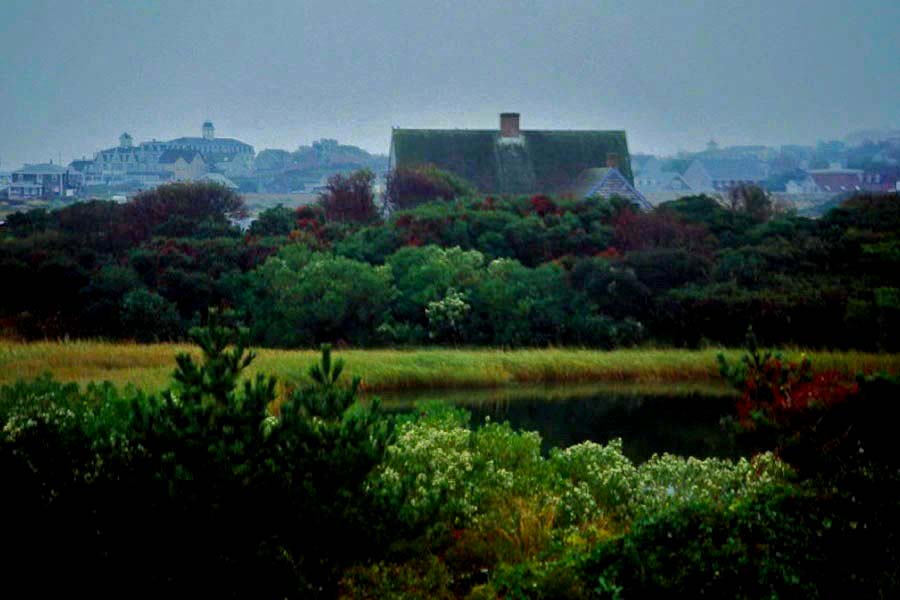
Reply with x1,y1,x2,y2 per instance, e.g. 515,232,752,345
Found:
632,451,791,519
551,438,638,525
371,406,794,539
372,408,478,526
551,438,792,526
425,288,471,342
371,408,559,530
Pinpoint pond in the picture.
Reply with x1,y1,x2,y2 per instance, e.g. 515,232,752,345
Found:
379,382,743,462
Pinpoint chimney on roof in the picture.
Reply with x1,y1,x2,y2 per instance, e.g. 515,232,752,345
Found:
500,113,520,138
606,153,619,169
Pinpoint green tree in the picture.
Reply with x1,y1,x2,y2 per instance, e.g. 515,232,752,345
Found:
386,245,484,325
248,205,297,237
120,289,182,342
245,247,395,346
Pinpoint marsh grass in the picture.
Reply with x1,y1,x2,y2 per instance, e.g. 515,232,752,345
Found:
1,340,898,393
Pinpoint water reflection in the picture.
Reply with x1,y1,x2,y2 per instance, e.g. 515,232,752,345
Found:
380,383,742,462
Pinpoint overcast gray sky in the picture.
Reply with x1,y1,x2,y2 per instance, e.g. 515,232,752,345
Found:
1,0,898,169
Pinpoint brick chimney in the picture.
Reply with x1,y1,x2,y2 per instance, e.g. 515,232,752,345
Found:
606,152,619,169
500,113,520,138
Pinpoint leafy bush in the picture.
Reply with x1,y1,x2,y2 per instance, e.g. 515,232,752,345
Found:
319,168,379,223
244,245,395,346
385,164,477,211
580,484,900,599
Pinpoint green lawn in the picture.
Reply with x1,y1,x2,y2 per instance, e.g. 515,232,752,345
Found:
1,340,898,393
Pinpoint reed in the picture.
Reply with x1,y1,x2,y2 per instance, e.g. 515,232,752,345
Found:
2,341,898,393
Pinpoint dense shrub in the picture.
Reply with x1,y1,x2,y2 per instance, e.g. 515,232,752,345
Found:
384,164,477,211
579,484,900,599
0,319,393,597
243,245,395,346
319,168,379,223
2,189,899,349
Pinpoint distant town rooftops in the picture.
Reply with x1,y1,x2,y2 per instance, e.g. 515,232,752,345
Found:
16,163,68,174
68,160,94,172
808,171,862,192
691,158,768,181
167,136,252,148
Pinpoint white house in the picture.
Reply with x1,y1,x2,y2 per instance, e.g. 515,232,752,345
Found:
635,157,692,193
682,158,769,192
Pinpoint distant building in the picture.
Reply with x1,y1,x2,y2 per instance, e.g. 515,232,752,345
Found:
158,150,207,181
807,167,863,194
165,122,254,164
682,158,769,192
389,112,634,196
785,175,821,195
124,171,174,187
568,155,651,209
635,157,692,193
860,171,900,193
80,122,254,188
783,166,896,196
8,163,80,199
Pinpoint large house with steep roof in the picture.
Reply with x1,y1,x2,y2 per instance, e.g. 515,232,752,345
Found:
389,113,635,197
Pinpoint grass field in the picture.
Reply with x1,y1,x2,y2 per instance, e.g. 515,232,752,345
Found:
2,340,899,394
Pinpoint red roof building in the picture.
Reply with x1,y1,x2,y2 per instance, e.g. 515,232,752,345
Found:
808,169,862,193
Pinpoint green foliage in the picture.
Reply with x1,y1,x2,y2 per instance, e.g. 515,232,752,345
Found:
2,187,900,349
385,164,478,211
579,484,900,599
249,204,297,236
2,329,898,597
387,245,484,325
244,246,395,346
120,288,182,342
0,318,393,597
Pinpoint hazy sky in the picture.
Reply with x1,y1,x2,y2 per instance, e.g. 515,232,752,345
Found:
1,0,898,169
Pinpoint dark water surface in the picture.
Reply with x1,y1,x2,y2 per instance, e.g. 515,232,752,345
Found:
380,383,743,462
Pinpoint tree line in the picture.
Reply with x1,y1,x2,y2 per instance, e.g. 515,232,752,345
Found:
1,173,898,349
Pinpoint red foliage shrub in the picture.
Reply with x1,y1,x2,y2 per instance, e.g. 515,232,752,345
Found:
529,195,559,217
319,169,378,224
612,208,711,254
477,197,498,210
735,355,858,429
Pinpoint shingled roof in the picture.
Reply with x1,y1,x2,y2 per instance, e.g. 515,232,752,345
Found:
16,163,68,175
693,158,768,182
570,167,651,209
390,122,633,195
158,149,203,164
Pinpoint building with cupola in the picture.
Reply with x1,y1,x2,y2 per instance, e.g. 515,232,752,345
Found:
78,122,254,189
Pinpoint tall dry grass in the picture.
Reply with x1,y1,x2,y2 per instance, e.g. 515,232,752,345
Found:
1,340,898,393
